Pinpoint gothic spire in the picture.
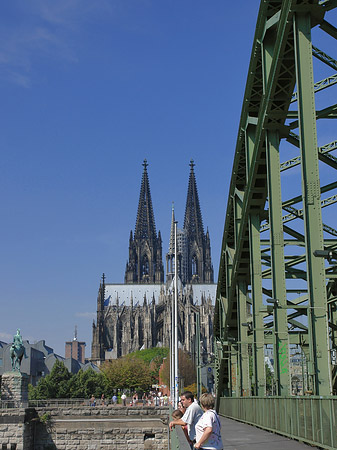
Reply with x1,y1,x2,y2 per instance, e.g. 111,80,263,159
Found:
134,159,157,241
168,202,176,255
125,160,164,284
182,160,213,283
184,159,204,244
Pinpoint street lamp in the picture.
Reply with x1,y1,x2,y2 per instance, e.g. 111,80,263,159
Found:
241,322,252,332
313,249,337,262
266,298,279,307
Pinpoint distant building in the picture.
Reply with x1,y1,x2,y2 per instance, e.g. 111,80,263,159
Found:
65,327,86,364
91,160,216,365
0,339,97,386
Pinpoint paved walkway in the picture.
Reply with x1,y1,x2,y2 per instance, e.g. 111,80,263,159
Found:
176,416,317,449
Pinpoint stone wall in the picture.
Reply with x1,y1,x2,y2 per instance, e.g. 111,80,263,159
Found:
0,406,170,450
1,373,28,407
0,408,35,450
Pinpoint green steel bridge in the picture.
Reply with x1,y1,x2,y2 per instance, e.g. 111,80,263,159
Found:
214,0,337,448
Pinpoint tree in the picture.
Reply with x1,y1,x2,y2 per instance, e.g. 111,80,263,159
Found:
126,347,169,385
102,357,152,390
265,364,275,395
178,349,196,386
29,361,73,399
160,349,196,387
29,363,108,400
184,382,207,397
68,368,107,399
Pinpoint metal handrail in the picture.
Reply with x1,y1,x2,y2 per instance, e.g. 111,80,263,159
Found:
218,396,337,450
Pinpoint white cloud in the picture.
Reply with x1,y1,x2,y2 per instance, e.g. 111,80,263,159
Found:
0,0,116,87
33,0,117,28
0,25,72,87
76,312,96,319
0,332,12,342
0,331,39,344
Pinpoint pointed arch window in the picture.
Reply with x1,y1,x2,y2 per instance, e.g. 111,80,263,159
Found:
192,255,198,276
141,255,149,277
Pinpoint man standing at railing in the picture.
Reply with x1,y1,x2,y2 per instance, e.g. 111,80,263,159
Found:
169,391,203,449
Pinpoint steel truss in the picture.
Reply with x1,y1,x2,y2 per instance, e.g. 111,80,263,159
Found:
214,0,337,400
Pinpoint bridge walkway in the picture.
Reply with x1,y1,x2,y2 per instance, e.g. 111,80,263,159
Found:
175,415,317,449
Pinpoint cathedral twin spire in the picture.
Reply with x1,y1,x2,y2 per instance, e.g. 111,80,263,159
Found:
134,159,157,242
184,160,204,246
125,160,163,284
125,159,213,285
183,160,213,283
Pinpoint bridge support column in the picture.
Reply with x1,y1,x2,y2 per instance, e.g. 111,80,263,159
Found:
238,281,250,396
293,11,332,396
249,214,266,396
265,129,291,396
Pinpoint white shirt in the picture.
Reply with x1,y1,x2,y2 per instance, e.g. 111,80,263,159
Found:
182,402,203,441
195,409,223,450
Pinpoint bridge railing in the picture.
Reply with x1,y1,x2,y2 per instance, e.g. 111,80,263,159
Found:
0,398,165,408
28,398,94,407
219,396,337,450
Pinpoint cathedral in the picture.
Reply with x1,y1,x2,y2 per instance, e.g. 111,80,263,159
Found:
91,160,216,365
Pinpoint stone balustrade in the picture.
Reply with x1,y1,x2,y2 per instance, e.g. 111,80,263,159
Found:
0,406,170,450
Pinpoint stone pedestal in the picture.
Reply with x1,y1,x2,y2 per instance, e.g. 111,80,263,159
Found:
1,372,29,407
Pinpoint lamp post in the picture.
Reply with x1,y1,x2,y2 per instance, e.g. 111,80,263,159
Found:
170,299,174,405
196,310,201,401
174,221,179,408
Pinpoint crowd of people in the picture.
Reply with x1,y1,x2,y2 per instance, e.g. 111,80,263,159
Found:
89,390,169,407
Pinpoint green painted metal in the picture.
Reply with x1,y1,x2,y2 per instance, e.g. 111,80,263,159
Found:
293,10,332,395
238,281,250,396
265,129,291,396
292,74,337,102
312,45,337,69
218,396,337,450
214,0,337,430
169,405,180,450
249,213,266,396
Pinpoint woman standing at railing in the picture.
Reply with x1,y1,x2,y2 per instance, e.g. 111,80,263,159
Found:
194,393,223,450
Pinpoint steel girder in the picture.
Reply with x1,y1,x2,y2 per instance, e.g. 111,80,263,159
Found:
214,0,337,400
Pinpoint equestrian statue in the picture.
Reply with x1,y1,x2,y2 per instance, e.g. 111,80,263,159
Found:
10,329,26,371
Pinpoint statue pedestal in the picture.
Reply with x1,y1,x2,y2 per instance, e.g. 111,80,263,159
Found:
1,372,29,407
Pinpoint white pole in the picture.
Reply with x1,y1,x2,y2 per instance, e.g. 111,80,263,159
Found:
174,221,179,409
170,279,174,406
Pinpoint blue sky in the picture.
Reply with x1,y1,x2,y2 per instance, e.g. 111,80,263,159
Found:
1,1,335,358
1,0,260,356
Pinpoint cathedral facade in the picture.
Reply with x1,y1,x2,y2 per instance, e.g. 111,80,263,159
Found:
91,160,216,365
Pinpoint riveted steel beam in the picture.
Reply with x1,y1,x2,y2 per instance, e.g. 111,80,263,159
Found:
215,0,337,402
293,10,332,394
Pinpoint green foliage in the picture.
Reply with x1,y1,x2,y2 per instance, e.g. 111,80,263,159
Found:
29,361,73,399
28,348,170,400
160,349,196,387
179,350,197,386
28,383,36,399
29,361,108,400
39,412,52,425
265,364,275,394
248,355,275,394
102,357,152,390
184,382,207,397
126,347,169,364
69,368,107,398
125,347,169,385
